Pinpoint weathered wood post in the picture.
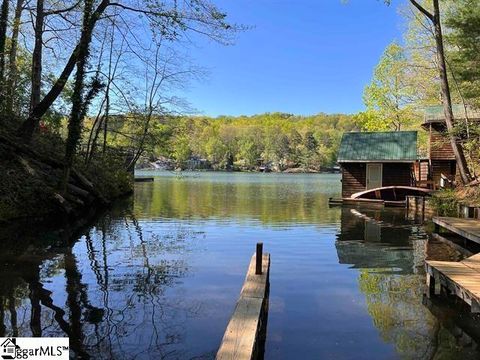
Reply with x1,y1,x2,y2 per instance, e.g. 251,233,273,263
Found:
256,242,263,275
426,272,436,298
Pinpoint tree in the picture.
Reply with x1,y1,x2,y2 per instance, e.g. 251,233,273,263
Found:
238,138,258,169
353,110,390,132
16,0,239,142
30,0,44,111
363,42,417,131
62,0,101,192
0,0,9,110
5,0,26,115
445,0,480,108
17,0,110,141
172,136,191,167
392,0,472,183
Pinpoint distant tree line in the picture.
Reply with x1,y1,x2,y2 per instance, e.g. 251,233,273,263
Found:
105,112,357,171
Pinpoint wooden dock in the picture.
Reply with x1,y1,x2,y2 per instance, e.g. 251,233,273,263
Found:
217,243,270,360
426,216,480,312
433,216,480,245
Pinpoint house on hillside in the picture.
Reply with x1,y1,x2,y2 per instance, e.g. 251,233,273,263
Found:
422,105,480,188
337,131,419,198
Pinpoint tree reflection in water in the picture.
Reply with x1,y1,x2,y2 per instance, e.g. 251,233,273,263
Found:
0,205,202,359
337,207,480,359
2,173,480,359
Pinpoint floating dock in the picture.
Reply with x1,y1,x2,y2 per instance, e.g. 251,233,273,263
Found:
426,216,480,312
217,243,270,360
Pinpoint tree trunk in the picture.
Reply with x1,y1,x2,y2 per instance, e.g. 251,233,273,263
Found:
5,0,25,114
431,0,471,184
0,0,9,110
30,0,44,111
62,0,95,192
102,94,109,154
17,0,110,142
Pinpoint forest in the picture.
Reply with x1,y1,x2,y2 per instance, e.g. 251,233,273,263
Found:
0,0,241,221
104,0,480,175
106,113,357,171
357,0,480,182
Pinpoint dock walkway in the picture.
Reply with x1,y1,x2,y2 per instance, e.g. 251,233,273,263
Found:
433,216,480,244
216,244,270,360
426,217,480,312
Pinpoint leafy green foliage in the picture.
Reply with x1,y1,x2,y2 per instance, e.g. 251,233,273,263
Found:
105,112,357,170
361,42,419,131
430,189,459,216
445,0,480,107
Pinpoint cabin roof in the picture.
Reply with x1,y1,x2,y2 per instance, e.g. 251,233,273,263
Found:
422,104,480,126
337,131,417,163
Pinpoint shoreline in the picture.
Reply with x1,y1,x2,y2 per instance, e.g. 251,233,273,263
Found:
135,168,341,175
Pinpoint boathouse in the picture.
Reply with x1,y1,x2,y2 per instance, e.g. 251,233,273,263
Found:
337,131,418,198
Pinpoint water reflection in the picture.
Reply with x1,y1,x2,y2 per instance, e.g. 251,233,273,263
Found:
336,207,423,274
0,172,480,359
337,206,480,359
133,172,341,224
0,203,202,359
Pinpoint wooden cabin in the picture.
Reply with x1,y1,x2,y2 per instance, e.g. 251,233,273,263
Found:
422,105,480,189
422,119,456,188
337,131,418,198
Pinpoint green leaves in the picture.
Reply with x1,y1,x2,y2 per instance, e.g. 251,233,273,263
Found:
361,42,418,131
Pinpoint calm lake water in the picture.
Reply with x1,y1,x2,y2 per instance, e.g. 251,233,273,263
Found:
1,172,480,359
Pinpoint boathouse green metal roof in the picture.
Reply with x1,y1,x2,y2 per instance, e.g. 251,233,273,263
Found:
337,131,418,162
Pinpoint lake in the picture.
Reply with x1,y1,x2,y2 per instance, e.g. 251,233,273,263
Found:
1,172,479,359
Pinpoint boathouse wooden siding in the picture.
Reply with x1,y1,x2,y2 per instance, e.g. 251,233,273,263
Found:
414,161,429,183
423,121,457,186
421,106,480,187
428,123,455,160
341,163,413,198
341,163,366,198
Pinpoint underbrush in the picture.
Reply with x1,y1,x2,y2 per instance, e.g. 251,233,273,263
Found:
0,125,133,223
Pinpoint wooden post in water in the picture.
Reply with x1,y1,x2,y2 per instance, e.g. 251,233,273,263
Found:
256,242,263,275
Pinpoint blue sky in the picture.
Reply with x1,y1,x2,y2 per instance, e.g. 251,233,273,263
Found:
185,0,407,116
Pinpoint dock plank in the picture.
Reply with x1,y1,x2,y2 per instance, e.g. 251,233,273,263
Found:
462,254,480,273
217,251,270,360
433,217,480,244
240,254,270,299
216,297,264,360
426,259,480,310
